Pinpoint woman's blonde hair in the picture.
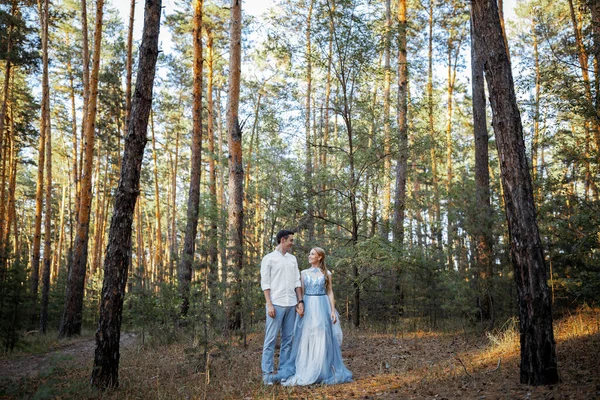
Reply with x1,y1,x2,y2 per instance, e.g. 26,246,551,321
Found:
312,247,331,292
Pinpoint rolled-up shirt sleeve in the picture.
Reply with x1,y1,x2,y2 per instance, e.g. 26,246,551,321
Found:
294,260,301,288
260,255,271,291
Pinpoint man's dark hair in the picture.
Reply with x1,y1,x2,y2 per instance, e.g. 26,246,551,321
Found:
276,229,295,244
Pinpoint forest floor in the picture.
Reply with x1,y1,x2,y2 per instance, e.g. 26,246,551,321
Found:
0,307,598,399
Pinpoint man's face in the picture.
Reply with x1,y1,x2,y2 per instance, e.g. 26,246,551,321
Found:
281,235,294,252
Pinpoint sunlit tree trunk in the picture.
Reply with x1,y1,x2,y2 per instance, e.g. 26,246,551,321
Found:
53,185,67,282
472,0,558,385
206,27,219,295
39,0,52,334
226,0,244,330
381,0,392,239
427,0,441,250
91,0,161,388
568,0,598,197
393,0,408,316
445,18,464,269
31,0,49,303
179,0,203,317
150,111,163,280
0,0,16,174
60,0,105,338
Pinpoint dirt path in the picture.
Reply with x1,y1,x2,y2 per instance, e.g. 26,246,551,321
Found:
0,333,137,380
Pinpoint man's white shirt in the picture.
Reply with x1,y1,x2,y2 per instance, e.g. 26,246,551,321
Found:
260,249,301,307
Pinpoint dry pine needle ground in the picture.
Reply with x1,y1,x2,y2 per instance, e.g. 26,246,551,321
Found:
0,307,598,399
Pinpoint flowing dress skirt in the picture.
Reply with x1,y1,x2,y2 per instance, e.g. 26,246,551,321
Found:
281,294,352,386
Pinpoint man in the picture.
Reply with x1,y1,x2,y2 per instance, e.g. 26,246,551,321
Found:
260,229,304,385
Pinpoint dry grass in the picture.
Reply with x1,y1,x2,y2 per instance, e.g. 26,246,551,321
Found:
1,307,599,399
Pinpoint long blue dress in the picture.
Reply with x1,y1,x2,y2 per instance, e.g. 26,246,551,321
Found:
281,268,353,386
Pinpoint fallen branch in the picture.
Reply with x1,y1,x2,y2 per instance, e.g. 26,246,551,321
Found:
490,357,501,373
455,357,473,378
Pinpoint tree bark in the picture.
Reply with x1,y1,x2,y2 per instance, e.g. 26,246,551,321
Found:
382,0,392,239
179,0,203,317
90,0,161,388
226,0,244,330
60,0,105,338
305,0,315,242
150,111,163,280
0,0,17,168
393,0,408,245
470,9,494,323
427,0,441,249
39,0,52,334
206,27,219,295
471,0,558,385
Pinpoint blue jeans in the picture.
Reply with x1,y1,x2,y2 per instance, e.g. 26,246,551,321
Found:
261,304,296,380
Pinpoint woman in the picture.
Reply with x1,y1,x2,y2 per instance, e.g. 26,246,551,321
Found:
282,247,353,386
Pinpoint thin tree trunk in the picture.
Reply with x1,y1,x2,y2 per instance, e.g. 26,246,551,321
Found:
305,0,315,242
226,0,244,330
0,0,17,166
393,0,408,244
427,0,441,250
382,0,392,239
179,0,203,317
531,15,541,200
150,110,163,280
568,0,600,187
91,0,161,388
53,184,67,282
60,0,105,338
31,2,48,303
39,0,52,334
206,27,218,295
472,0,558,385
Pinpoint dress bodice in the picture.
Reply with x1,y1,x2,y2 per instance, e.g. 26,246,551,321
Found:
303,268,327,296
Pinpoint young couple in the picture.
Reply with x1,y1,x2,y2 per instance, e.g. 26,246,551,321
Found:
260,229,353,386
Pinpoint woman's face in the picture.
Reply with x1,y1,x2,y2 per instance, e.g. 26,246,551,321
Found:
308,249,321,265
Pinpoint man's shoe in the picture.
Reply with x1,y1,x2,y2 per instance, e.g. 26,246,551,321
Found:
263,374,274,386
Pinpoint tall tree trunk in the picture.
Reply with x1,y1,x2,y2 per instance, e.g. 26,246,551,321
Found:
393,0,408,316
382,0,392,239
66,31,79,256
150,111,163,280
589,0,600,152
471,0,558,385
53,184,67,282
445,22,464,269
39,0,52,334
90,0,161,388
206,27,219,297
60,0,105,338
226,0,244,330
305,0,315,242
31,7,48,304
179,0,203,317
470,10,494,323
393,0,408,245
427,0,441,250
531,15,541,199
0,0,16,167
568,0,599,191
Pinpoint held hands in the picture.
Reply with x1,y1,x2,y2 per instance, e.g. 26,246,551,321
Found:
295,301,305,317
267,303,276,318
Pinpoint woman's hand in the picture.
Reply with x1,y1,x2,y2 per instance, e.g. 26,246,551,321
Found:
331,311,337,324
